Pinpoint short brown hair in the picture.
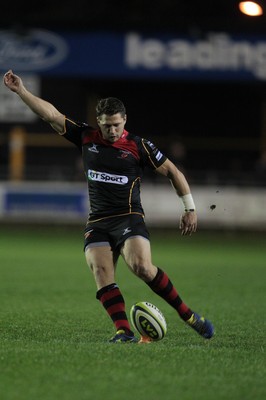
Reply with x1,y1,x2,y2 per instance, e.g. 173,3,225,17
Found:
96,97,126,117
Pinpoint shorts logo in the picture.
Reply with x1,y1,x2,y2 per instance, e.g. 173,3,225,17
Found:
88,170,128,185
85,229,93,239
123,227,132,235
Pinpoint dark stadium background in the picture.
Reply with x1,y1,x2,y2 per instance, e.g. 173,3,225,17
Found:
0,0,266,186
1,4,266,400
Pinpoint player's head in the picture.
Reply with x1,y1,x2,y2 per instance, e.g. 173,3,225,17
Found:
96,97,126,118
96,97,127,143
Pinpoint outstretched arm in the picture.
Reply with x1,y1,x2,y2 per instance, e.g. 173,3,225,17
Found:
3,70,65,133
156,158,197,235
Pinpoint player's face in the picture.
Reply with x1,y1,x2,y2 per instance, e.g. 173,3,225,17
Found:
97,113,127,143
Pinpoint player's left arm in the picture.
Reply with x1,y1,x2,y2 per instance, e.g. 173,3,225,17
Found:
156,158,197,235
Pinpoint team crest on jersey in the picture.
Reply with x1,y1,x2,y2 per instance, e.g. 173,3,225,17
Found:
118,150,131,159
88,143,99,153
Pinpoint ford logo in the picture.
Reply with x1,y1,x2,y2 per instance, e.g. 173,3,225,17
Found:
0,29,68,71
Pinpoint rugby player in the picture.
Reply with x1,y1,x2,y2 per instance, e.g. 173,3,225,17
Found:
4,70,214,342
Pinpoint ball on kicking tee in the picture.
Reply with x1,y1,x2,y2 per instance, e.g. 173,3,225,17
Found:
130,301,167,341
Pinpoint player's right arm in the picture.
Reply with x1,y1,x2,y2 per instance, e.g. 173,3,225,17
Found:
3,70,65,134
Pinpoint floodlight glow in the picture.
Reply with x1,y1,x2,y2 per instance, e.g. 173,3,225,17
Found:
239,1,263,16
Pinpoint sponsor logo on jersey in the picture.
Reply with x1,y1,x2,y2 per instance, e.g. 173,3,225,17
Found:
88,144,99,153
156,151,163,161
147,141,163,162
147,141,156,150
88,170,128,184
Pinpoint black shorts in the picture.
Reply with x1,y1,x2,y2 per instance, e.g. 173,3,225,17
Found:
84,213,150,252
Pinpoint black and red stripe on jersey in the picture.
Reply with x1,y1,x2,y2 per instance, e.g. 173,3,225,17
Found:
63,117,167,221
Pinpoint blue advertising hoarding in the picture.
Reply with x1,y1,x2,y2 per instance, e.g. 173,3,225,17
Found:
1,29,266,80
0,184,88,222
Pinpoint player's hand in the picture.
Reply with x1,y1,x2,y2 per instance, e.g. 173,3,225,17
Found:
179,211,197,236
3,70,22,93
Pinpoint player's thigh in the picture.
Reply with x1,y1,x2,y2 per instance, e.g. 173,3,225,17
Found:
85,245,115,269
121,236,157,281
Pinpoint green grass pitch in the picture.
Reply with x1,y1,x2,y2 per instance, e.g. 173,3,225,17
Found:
0,226,265,400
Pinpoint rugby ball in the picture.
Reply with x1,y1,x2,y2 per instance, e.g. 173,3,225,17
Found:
130,301,167,341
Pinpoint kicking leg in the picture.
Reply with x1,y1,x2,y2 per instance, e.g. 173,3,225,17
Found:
121,237,214,339
148,267,214,339
121,237,192,320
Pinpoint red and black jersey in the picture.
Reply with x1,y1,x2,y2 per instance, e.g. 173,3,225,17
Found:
63,117,167,221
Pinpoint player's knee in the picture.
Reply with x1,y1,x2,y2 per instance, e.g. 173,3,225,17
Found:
89,262,109,278
95,264,106,274
131,259,156,282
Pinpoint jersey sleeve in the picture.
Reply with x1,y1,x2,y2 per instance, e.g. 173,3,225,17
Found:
62,117,89,150
140,138,167,169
